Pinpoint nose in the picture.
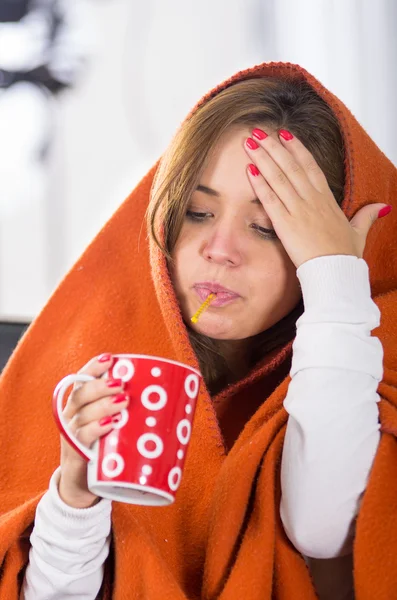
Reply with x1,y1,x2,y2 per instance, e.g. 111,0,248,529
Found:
201,219,242,267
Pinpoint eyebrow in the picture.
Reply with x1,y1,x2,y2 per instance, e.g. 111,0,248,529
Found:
196,184,262,205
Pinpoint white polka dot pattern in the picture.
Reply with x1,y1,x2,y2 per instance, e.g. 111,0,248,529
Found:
141,385,168,411
98,358,201,502
168,467,182,491
176,419,191,445
137,433,164,459
102,453,125,478
184,374,199,399
112,359,135,382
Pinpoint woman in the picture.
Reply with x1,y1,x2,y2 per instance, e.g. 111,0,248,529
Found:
0,62,396,600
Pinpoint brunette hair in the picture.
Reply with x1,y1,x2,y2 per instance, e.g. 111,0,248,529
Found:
147,77,345,394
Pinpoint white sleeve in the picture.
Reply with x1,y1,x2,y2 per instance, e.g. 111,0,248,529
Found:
20,467,112,600
280,255,382,559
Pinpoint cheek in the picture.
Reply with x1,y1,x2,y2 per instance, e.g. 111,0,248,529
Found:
172,228,198,272
251,250,300,306
170,235,194,291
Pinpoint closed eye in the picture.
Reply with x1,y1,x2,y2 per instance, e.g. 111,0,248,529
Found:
185,210,211,221
185,210,278,240
250,223,278,239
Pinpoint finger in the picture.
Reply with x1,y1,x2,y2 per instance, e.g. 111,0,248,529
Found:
276,129,329,194
246,163,289,228
69,415,116,451
72,392,130,429
245,136,301,209
64,375,124,420
77,353,114,378
71,353,114,395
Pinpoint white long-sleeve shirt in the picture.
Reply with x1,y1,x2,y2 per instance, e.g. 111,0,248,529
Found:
20,255,382,599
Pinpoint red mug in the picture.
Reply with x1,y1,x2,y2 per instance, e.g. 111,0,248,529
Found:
52,354,202,506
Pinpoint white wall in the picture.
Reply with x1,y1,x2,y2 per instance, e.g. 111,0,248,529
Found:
51,0,266,288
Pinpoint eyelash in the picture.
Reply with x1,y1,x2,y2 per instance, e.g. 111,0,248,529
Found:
185,210,278,240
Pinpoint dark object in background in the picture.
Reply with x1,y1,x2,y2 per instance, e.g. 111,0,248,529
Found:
0,0,87,95
0,65,68,94
0,322,30,372
0,0,30,22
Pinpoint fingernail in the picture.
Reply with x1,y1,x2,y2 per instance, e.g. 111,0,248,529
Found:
98,353,112,363
112,393,130,404
99,416,113,426
279,129,294,141
246,138,259,150
378,205,392,218
248,164,260,176
252,128,268,140
107,379,123,388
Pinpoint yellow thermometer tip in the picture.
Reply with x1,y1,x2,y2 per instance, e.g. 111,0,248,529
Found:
191,293,216,323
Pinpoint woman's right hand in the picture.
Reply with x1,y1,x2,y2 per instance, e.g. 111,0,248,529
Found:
58,354,130,508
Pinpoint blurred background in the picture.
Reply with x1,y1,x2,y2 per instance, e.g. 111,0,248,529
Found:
1,0,396,369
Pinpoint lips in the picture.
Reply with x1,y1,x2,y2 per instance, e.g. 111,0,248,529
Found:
194,281,240,296
193,282,241,308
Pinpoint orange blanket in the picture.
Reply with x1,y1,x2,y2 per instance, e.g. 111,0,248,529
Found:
1,62,397,599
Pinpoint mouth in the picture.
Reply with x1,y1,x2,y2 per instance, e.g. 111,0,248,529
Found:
193,282,241,308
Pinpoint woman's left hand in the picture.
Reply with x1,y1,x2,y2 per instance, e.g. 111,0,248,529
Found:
244,128,389,269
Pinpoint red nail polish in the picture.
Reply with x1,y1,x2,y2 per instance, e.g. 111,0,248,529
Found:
246,138,259,150
279,129,294,141
252,128,268,140
107,379,123,388
98,353,112,363
99,416,113,426
378,205,392,218
113,393,130,404
248,164,260,176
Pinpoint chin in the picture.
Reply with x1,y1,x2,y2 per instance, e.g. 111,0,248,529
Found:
188,315,249,340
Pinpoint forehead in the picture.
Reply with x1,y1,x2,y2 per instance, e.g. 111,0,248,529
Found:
202,126,251,179
199,125,278,200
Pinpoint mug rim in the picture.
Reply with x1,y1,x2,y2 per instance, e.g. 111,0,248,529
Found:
87,478,175,506
111,354,201,377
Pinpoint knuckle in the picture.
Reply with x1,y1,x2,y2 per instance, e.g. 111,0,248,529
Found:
71,411,84,429
68,388,84,410
74,425,85,443
72,382,84,395
274,170,287,184
287,160,302,174
76,379,100,405
305,159,321,174
75,423,96,448
263,189,279,204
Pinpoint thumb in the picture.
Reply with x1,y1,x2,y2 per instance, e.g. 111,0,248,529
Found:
350,204,392,235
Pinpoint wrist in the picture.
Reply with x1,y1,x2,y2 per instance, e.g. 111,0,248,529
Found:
58,475,100,509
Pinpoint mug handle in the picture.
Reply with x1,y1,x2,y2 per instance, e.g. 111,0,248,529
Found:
52,373,97,461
